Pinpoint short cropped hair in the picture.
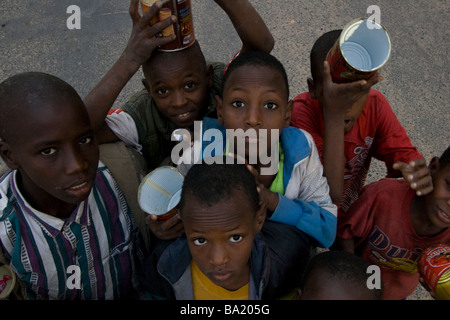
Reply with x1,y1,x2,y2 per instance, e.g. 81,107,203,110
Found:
310,30,342,81
223,51,290,99
300,250,383,300
0,72,82,142
439,146,450,168
179,158,260,215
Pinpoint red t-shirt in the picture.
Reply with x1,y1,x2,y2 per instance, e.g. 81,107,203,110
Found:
291,89,422,212
338,179,450,299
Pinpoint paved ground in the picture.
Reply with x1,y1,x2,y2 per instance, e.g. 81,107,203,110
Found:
0,0,448,299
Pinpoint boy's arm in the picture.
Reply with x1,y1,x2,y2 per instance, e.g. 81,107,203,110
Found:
254,132,338,248
83,0,176,143
214,0,274,54
321,61,381,203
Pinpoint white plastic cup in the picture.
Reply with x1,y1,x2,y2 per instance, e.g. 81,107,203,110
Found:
138,166,184,220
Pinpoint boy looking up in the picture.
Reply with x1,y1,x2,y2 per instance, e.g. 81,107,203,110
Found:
206,51,337,249
142,159,301,299
0,72,142,299
290,30,432,212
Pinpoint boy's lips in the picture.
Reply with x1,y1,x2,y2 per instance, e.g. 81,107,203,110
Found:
437,206,450,224
172,110,195,122
209,270,233,283
65,179,93,197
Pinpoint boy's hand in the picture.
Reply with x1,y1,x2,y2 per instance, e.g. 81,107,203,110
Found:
124,0,177,68
146,213,185,240
246,164,279,214
393,158,434,196
322,61,382,115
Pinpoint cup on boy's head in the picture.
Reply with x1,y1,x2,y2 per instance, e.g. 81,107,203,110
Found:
140,0,195,52
138,166,184,220
327,18,391,83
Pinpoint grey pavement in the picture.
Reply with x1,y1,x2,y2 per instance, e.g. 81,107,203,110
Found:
0,0,448,299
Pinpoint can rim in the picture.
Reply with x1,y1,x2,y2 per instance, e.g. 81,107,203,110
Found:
339,17,392,72
137,166,185,215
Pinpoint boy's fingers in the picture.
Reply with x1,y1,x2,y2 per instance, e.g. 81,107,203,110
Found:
393,161,408,172
129,0,140,23
409,157,427,169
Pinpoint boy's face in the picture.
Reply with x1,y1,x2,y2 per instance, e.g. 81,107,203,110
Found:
0,94,99,214
424,158,450,230
143,49,213,129
308,62,369,134
216,65,292,160
181,190,265,291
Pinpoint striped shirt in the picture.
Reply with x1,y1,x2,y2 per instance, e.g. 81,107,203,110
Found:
0,162,140,299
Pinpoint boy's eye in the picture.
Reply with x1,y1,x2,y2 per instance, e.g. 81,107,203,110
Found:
41,148,57,156
79,137,92,145
232,100,245,108
264,102,278,110
185,82,196,90
229,234,242,243
157,88,168,95
193,238,207,246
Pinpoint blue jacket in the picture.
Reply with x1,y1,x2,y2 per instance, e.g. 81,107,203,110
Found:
198,118,337,248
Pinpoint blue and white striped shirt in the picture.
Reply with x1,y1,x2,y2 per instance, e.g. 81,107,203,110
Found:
0,162,141,299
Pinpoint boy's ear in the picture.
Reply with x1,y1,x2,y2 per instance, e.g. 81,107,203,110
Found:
141,78,151,94
0,141,19,170
255,201,266,233
307,77,317,99
215,94,225,125
428,156,441,175
284,100,293,127
206,64,214,89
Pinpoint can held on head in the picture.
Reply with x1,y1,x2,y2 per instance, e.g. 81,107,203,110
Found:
418,244,450,300
326,18,391,83
140,0,195,52
138,166,184,220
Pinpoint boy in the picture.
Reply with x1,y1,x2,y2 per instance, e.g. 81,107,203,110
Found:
290,30,432,212
199,50,337,249
83,0,274,240
336,146,450,299
0,72,142,299
141,159,300,299
298,250,383,300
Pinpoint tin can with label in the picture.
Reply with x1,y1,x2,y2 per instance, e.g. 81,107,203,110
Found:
140,0,195,52
418,244,450,300
138,166,184,220
326,18,391,83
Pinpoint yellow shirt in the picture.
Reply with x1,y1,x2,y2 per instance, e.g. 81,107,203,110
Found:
191,260,249,300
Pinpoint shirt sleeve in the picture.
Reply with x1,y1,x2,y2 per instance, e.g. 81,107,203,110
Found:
369,91,423,177
337,181,378,241
269,129,337,248
105,109,142,152
291,93,324,159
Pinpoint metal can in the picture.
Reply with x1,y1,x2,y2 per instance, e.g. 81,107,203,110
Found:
141,0,195,52
418,244,450,300
326,18,391,83
138,166,184,220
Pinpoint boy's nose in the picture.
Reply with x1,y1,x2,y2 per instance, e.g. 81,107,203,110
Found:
209,245,229,268
171,89,188,108
245,107,262,128
65,150,88,174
